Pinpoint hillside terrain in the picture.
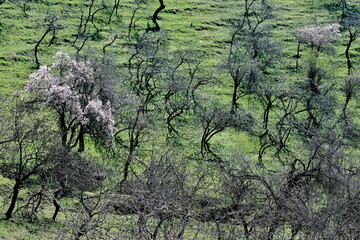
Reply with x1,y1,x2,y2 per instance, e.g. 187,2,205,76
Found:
1,0,357,92
1,0,360,239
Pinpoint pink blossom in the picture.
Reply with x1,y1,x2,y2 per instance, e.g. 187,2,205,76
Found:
52,52,72,68
24,52,115,138
84,99,115,136
296,23,341,50
26,66,53,92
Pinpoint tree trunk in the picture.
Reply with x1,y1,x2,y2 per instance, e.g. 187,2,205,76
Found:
231,82,239,114
78,125,85,152
108,0,121,24
267,226,276,240
5,180,21,220
52,198,61,220
295,42,300,72
52,189,63,221
59,113,68,148
119,151,134,189
151,0,165,31
345,30,355,75
34,28,52,68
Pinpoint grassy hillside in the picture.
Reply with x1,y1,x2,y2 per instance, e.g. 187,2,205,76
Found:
1,0,358,94
1,0,360,239
0,0,239,94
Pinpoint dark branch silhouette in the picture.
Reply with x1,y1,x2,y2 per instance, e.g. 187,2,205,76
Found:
150,0,165,31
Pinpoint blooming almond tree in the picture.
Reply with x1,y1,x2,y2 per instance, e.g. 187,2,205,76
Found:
296,23,341,52
25,52,114,152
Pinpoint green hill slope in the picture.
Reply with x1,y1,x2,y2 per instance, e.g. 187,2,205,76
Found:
1,0,360,239
1,0,358,94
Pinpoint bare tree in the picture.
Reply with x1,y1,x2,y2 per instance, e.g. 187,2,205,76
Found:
34,14,62,68
0,99,57,220
119,151,205,240
342,12,359,74
107,0,122,24
150,0,165,32
58,160,111,239
342,71,360,118
227,0,277,113
196,101,253,162
163,49,210,137
114,33,167,188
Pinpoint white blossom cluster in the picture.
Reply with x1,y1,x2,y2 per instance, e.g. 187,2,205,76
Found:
25,52,114,137
296,23,341,50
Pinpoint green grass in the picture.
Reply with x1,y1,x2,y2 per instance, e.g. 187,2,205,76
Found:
1,0,360,238
1,0,358,99
0,218,68,240
0,175,70,239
